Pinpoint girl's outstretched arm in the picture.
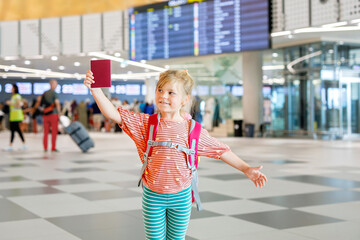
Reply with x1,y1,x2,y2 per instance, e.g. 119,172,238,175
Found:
84,70,122,124
220,151,268,188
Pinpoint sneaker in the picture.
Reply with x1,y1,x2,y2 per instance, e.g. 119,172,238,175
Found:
51,149,59,152
3,146,13,152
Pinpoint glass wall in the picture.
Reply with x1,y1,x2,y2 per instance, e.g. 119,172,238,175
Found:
264,41,360,139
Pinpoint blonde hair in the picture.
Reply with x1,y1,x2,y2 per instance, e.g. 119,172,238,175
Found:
156,70,194,96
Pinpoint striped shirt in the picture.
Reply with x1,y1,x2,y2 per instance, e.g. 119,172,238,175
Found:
118,107,230,194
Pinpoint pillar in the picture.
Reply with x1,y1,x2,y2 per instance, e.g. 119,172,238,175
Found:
145,77,157,104
242,50,263,134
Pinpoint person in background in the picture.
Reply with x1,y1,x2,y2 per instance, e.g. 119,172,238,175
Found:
31,98,41,134
3,84,27,151
122,100,132,111
139,100,146,113
71,100,78,121
90,101,103,131
0,102,4,131
21,99,31,133
133,99,141,113
144,101,155,115
76,100,88,128
33,79,61,152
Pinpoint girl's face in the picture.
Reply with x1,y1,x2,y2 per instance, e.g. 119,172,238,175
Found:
155,81,189,115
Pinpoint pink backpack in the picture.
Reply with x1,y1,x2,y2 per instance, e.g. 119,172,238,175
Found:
138,113,203,211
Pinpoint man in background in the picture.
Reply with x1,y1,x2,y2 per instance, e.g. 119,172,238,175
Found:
33,79,61,152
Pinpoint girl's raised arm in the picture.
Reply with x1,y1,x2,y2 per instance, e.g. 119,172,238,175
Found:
84,70,122,124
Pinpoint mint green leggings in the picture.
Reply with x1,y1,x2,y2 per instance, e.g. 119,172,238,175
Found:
142,186,192,240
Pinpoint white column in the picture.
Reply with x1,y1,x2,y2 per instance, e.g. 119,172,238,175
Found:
145,78,157,104
242,50,263,133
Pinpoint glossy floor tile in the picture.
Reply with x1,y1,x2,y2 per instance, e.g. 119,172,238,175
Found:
0,131,359,240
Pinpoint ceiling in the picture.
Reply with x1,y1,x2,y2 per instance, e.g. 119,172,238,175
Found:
0,0,165,21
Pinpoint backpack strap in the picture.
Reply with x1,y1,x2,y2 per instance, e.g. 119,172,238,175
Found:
137,113,160,187
188,119,202,211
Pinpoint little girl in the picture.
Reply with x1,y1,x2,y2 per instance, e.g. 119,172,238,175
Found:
84,69,267,240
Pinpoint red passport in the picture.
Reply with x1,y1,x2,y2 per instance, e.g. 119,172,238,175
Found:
90,59,111,88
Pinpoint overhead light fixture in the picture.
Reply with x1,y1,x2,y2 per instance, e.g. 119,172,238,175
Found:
51,56,58,61
322,21,348,28
58,66,65,70
74,62,81,67
351,19,360,24
114,52,121,57
89,52,166,72
287,51,322,74
4,56,18,60
272,53,279,58
271,31,291,37
293,26,360,33
262,65,285,70
24,60,31,65
0,64,75,78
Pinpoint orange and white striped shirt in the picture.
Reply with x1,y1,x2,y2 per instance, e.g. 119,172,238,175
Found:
118,107,230,194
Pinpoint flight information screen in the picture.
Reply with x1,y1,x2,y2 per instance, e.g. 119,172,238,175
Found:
129,0,270,61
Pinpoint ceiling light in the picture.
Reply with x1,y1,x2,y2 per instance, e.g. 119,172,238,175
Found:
89,52,166,72
51,56,58,61
74,62,81,67
58,66,65,70
262,65,285,70
2,74,7,79
114,52,121,57
322,21,348,28
272,53,278,58
271,31,291,37
46,68,52,72
351,19,360,24
4,56,18,60
21,75,26,79
24,60,31,65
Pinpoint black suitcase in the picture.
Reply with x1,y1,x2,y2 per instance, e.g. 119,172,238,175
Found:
64,121,94,152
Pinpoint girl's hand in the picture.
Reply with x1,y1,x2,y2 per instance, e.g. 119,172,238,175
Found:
243,166,268,188
84,70,95,90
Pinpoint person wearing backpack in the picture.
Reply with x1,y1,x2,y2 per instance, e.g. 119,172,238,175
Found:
84,69,267,240
33,79,61,152
3,84,27,151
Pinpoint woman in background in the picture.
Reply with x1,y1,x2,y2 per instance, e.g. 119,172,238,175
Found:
3,84,27,151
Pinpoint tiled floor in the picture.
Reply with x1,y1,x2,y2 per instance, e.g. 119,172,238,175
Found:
0,131,360,240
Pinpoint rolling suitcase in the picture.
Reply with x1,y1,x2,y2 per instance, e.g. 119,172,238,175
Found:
60,116,94,152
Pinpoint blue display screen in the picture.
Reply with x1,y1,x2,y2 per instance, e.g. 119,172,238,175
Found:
129,0,270,61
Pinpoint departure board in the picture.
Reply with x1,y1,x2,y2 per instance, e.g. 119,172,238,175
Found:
129,0,270,61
